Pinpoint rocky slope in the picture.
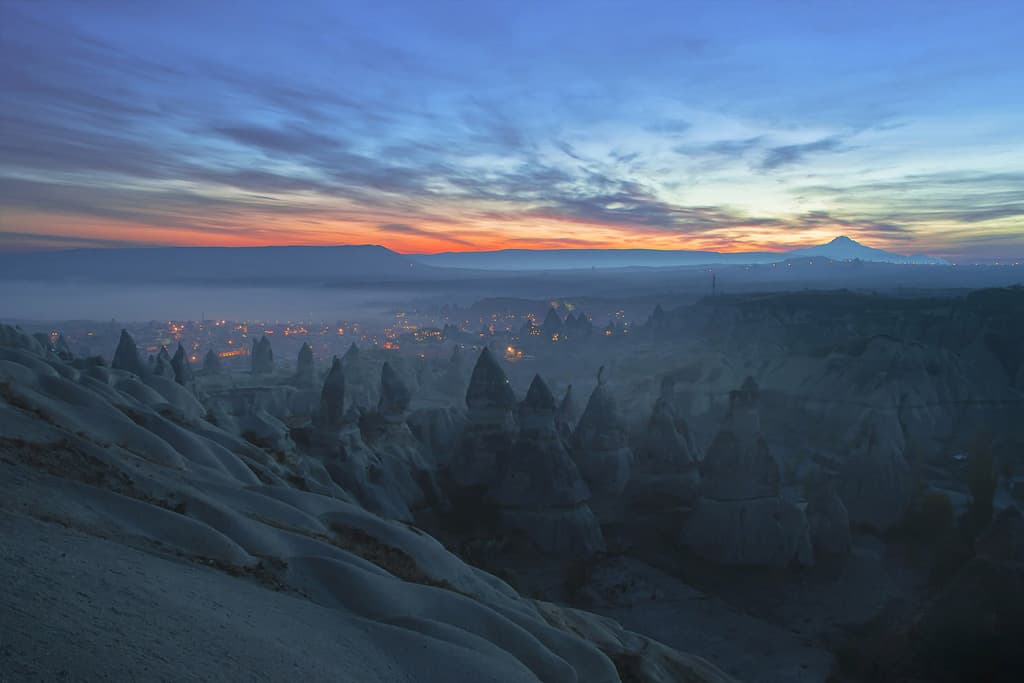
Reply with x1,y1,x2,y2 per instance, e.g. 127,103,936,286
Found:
0,325,732,683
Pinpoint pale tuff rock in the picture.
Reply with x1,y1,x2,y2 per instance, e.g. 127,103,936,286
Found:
111,329,147,376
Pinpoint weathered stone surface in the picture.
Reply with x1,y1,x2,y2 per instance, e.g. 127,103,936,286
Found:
378,361,411,416
682,497,814,568
251,335,274,374
806,484,852,557
170,344,193,386
318,356,346,429
202,349,223,374
293,342,315,388
681,376,813,568
111,329,147,376
840,411,913,532
570,368,633,501
449,348,517,489
153,346,175,380
465,347,516,411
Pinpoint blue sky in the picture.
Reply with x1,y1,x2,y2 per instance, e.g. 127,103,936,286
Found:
1,0,1022,258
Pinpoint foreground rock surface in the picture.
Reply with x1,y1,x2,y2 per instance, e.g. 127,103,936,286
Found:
0,326,731,683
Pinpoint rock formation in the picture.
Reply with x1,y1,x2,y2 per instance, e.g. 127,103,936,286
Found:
492,374,604,556
449,347,517,490
318,356,346,430
294,342,315,388
170,344,193,386
111,329,147,376
840,410,914,532
806,483,852,557
556,384,578,441
152,346,175,380
251,335,274,374
570,367,633,508
628,375,701,514
541,307,563,339
378,361,411,417
681,376,814,567
202,349,223,374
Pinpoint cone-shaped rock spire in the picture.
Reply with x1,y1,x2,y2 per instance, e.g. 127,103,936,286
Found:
466,347,516,411
170,344,193,385
295,341,315,387
112,329,147,376
379,361,411,416
202,349,222,374
251,335,274,374
319,356,346,429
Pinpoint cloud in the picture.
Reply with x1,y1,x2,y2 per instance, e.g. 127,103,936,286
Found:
760,136,844,170
376,223,475,247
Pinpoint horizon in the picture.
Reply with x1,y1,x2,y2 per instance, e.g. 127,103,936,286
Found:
2,1,1023,259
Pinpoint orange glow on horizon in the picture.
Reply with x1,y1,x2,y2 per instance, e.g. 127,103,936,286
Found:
4,206,914,255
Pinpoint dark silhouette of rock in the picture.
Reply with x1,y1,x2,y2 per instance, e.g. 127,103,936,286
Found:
570,367,633,501
556,385,578,441
840,411,913,532
491,374,604,557
170,344,193,386
806,484,852,557
681,376,813,568
295,342,315,388
699,376,779,501
342,341,360,365
153,346,175,380
202,349,223,374
541,308,563,339
111,329,147,376
378,361,411,416
465,347,516,411
628,375,700,515
251,335,274,374
449,348,517,489
54,333,74,360
319,356,346,429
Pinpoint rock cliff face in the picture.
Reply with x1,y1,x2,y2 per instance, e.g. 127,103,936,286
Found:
492,374,605,557
449,348,517,490
681,377,815,568
570,368,634,514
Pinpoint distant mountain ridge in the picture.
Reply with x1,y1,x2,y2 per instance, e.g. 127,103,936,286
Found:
0,237,948,285
0,245,436,284
414,236,949,270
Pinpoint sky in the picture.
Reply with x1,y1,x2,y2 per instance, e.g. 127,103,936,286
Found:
1,0,1022,259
